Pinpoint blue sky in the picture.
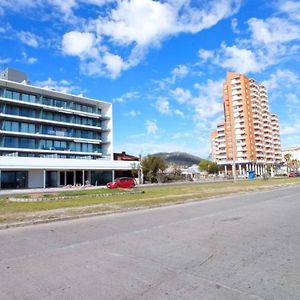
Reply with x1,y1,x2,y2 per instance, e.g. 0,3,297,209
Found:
1,0,300,158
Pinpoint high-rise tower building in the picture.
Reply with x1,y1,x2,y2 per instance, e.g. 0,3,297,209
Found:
211,72,282,176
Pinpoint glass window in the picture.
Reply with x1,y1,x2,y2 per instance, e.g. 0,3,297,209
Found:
4,136,18,148
5,90,13,99
22,93,29,102
1,171,28,189
43,97,52,106
29,94,36,103
19,138,35,149
12,91,20,100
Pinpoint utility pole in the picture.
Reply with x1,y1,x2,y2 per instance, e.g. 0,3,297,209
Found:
231,111,237,183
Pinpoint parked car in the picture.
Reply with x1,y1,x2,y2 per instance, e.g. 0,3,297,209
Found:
288,171,299,177
106,177,136,189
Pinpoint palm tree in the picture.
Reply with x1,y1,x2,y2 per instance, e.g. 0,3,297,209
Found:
291,159,300,171
284,153,292,173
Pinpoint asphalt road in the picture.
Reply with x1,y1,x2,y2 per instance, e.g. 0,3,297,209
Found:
1,184,300,299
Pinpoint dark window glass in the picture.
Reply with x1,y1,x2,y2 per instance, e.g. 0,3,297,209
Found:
1,171,28,189
4,136,18,148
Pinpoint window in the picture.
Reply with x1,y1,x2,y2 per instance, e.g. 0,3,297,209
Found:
12,91,20,100
1,171,28,189
20,107,36,118
3,121,19,132
4,136,18,148
20,122,36,133
19,138,35,149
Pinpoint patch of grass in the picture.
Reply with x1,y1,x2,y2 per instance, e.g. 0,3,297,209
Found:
15,195,30,199
0,177,299,225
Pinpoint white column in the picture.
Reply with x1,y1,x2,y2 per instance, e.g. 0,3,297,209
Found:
64,171,67,186
43,170,46,188
112,170,115,181
238,164,242,175
271,166,274,177
246,164,249,172
73,171,76,186
82,170,85,186
260,165,263,176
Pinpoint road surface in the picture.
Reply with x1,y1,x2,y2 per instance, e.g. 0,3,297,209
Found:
1,184,300,299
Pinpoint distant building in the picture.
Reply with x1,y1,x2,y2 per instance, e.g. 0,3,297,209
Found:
282,147,300,161
114,151,139,161
211,72,282,176
0,68,136,189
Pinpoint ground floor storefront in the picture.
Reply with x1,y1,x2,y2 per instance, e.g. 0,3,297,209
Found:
217,162,281,177
0,156,138,189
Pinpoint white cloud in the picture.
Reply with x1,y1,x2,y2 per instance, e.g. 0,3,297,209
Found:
216,44,263,73
146,120,158,135
262,69,300,90
174,109,184,117
170,64,189,82
16,31,40,48
155,97,172,115
102,52,126,79
124,110,141,118
18,51,38,64
280,123,300,135
278,0,300,21
286,93,300,105
34,78,83,94
231,17,240,33
62,31,96,56
96,0,176,46
0,57,10,63
248,17,300,46
171,132,191,139
170,87,192,104
112,91,139,103
0,0,41,13
198,2,300,75
58,0,241,78
198,49,214,61
51,0,77,17
192,79,224,122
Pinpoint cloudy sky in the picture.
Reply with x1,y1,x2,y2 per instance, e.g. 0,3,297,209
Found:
1,0,300,158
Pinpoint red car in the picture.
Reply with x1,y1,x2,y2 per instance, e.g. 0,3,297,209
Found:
106,177,136,189
288,172,299,177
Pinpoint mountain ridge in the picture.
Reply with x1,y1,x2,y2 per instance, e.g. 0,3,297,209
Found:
152,151,202,167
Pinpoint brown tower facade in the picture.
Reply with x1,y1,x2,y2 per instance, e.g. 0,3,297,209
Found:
211,72,282,176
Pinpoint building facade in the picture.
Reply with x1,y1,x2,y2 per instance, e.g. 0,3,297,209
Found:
282,147,300,162
211,72,282,176
0,68,135,189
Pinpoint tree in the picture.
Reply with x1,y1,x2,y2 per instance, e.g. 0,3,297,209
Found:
284,153,292,173
291,159,300,171
199,159,219,174
141,155,167,183
130,162,139,178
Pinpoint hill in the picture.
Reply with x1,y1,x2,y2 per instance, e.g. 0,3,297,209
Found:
153,152,202,167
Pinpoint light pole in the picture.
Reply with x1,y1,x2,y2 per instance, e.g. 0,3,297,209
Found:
231,116,237,183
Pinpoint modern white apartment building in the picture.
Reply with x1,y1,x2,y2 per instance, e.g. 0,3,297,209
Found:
211,72,282,176
0,68,135,189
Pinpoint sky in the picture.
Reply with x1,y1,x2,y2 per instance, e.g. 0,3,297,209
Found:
1,0,300,158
